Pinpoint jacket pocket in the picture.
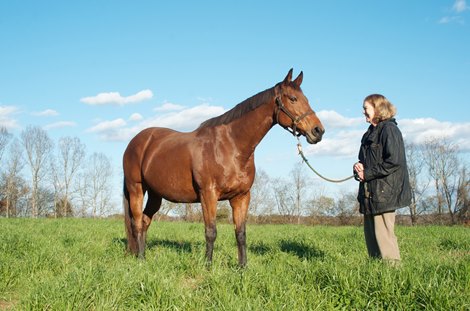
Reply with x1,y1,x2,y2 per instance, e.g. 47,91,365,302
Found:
371,179,393,203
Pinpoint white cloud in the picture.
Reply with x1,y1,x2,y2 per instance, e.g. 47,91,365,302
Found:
86,118,129,141
317,110,362,129
300,111,470,159
88,118,127,132
87,104,225,141
439,16,464,24
304,129,363,158
0,105,19,129
81,89,153,106
129,113,143,121
86,104,470,156
33,109,59,117
304,110,364,158
43,121,76,130
154,102,185,112
141,104,225,130
453,0,468,13
439,0,468,24
400,118,470,150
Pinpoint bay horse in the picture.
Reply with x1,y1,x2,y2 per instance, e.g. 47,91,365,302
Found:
123,69,324,266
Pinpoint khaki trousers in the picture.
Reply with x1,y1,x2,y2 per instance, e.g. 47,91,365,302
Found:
364,212,400,261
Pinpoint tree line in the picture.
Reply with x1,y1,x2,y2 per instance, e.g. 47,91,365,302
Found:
405,140,469,224
0,126,114,218
1,125,468,224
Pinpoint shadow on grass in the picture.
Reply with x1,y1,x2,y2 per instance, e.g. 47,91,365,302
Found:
147,238,201,253
113,237,199,253
115,237,325,261
439,238,469,251
249,242,272,255
279,240,325,261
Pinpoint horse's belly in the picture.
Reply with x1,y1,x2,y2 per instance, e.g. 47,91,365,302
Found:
158,183,199,203
144,169,198,203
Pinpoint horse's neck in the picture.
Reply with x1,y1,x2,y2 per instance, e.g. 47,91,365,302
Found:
228,100,276,159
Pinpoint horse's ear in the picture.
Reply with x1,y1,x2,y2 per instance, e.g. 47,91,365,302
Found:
283,68,294,85
293,71,303,87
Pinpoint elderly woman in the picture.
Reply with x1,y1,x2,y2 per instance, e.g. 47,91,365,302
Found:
353,94,411,263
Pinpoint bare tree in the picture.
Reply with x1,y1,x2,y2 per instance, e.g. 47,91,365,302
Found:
332,192,359,225
272,163,311,223
272,177,295,221
291,163,310,224
77,152,113,217
76,172,89,217
249,169,274,217
424,140,444,214
423,139,460,224
309,195,335,217
0,126,12,163
183,203,196,221
51,136,86,217
21,126,53,218
37,186,55,217
1,139,25,217
405,142,429,225
156,200,182,221
456,165,469,221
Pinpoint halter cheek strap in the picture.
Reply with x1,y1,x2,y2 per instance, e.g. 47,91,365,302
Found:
275,96,314,137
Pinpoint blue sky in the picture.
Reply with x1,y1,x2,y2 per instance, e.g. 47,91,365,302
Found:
1,1,470,202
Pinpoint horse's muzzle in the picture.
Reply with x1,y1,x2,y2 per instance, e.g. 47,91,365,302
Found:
306,126,324,144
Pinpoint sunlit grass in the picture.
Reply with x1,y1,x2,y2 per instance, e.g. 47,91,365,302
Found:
0,218,468,310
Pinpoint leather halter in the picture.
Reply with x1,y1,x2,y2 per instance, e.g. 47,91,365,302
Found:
275,96,313,137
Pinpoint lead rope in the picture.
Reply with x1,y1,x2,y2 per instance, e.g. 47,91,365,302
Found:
296,138,355,183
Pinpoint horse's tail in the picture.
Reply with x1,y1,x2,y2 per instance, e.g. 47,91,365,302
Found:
123,178,135,253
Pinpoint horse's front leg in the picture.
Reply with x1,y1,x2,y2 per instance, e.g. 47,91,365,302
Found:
200,190,218,265
230,192,250,267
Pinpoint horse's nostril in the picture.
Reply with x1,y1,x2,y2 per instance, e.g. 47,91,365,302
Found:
313,126,324,137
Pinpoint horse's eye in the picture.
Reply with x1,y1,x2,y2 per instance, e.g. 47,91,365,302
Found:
288,95,297,102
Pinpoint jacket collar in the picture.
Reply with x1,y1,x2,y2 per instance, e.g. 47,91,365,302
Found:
363,118,397,144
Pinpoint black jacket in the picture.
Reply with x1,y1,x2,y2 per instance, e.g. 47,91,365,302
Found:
357,118,412,215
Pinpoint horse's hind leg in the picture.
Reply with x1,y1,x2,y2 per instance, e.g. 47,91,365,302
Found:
142,191,162,251
125,181,146,258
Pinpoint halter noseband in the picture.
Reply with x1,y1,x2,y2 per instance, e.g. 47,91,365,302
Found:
275,96,313,137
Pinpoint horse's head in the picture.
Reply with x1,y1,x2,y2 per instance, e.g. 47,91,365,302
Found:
275,69,324,144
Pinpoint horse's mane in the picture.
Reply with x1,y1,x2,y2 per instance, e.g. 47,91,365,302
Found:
198,86,276,129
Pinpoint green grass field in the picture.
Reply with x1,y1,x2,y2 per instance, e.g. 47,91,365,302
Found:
0,218,468,310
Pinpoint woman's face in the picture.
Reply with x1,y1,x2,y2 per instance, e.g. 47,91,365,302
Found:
363,101,376,126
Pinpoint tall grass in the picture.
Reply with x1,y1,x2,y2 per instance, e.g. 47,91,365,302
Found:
0,218,468,310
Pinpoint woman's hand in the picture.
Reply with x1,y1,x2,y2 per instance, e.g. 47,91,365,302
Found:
353,162,365,181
